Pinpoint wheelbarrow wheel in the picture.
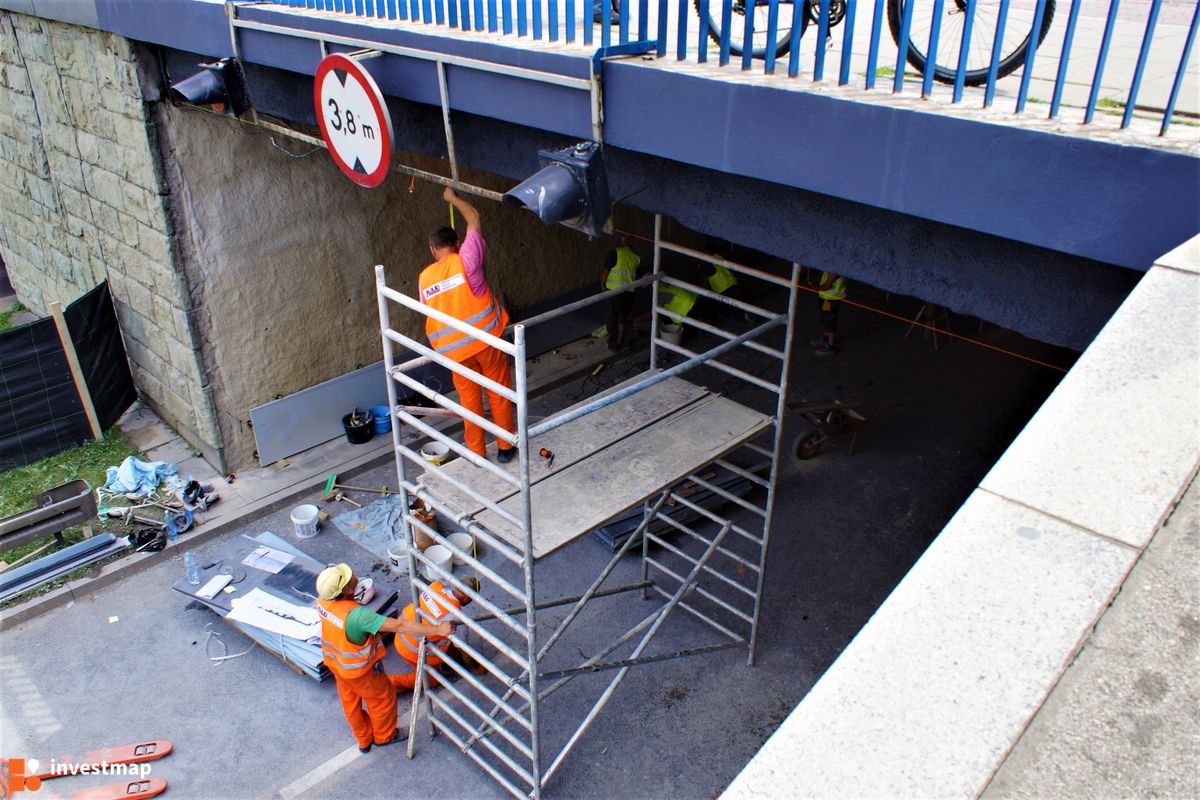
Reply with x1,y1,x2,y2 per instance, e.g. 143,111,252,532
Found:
794,430,823,460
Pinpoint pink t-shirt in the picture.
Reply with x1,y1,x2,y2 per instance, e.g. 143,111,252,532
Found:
458,229,488,297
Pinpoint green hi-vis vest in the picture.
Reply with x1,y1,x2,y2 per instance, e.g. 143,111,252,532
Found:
708,261,737,295
661,285,698,321
819,272,846,301
605,247,641,290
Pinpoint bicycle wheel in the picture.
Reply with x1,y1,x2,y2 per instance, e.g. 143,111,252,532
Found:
887,0,1055,86
696,0,806,59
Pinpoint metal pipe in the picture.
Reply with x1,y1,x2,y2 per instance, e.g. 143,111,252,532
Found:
653,341,780,394
436,60,460,183
397,468,525,561
541,524,731,786
653,511,761,574
644,555,755,624
538,642,742,680
471,580,654,622
529,315,783,438
427,695,536,785
408,571,533,671
381,284,516,357
667,491,762,545
407,516,532,620
394,408,519,487
657,275,777,318
385,327,516,397
713,458,770,489
428,718,532,799
665,313,785,360
1160,0,1199,135
650,584,748,642
509,274,657,331
650,214,662,367
398,443,525,529
392,366,518,445
440,620,533,702
683,472,768,518
747,261,801,665
428,671,535,756
435,654,534,735
645,531,757,598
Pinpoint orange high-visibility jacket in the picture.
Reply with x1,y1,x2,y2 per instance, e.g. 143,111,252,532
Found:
419,253,509,363
397,581,461,659
317,598,384,679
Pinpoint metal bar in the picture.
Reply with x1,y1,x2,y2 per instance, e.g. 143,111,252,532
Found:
645,555,755,623
397,470,526,562
677,0,691,58
539,642,742,680
657,0,670,56
650,214,663,367
719,0,734,65
1122,0,1163,129
713,458,770,488
427,695,537,784
407,519,532,623
488,0,498,30
950,0,978,101
747,261,800,665
838,0,859,85
653,340,780,393
1015,0,1051,113
1049,0,1083,118
541,524,732,786
501,0,513,32
683,472,768,517
743,441,772,458
392,368,518,446
639,0,649,40
436,61,460,182
921,0,945,97
393,408,519,487
814,0,833,80
697,0,711,62
548,0,558,39
1084,0,1122,123
512,274,657,331
439,617,533,701
435,652,534,735
471,581,654,622
646,531,757,598
740,0,756,70
231,17,592,88
429,718,531,799
409,572,533,670
650,584,748,641
532,0,542,39
1161,0,1200,135
529,315,783,438
660,312,785,360
385,329,516,403
381,285,518,357
893,0,915,92
764,0,780,73
983,0,1013,107
475,0,485,30
656,270,775,316
667,491,762,546
786,0,806,76
399,445,525,532
653,510,762,573
566,0,575,42
427,669,535,756
517,0,528,35
657,237,793,288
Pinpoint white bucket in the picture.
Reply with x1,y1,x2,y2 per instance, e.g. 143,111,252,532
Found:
660,322,683,346
423,544,453,578
290,504,320,539
420,441,450,466
447,532,473,566
387,541,408,575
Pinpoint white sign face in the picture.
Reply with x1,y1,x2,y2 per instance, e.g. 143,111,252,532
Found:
313,54,394,188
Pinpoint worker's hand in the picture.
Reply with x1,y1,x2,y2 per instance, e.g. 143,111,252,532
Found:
437,621,456,638
443,186,458,203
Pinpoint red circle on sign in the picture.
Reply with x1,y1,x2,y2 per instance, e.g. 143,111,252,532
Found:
313,53,394,188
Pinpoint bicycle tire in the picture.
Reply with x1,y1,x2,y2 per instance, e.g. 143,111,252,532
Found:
886,0,1055,87
696,0,807,59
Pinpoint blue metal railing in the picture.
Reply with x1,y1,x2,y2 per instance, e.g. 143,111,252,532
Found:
274,0,1199,135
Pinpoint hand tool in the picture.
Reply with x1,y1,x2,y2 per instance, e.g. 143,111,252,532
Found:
322,472,393,500
331,492,362,509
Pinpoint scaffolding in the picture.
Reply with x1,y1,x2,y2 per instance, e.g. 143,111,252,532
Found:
374,215,799,798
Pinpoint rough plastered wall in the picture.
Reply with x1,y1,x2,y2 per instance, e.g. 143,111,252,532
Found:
156,106,609,470
0,12,220,459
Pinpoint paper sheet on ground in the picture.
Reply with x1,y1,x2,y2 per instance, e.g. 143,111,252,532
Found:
226,587,319,641
242,545,295,574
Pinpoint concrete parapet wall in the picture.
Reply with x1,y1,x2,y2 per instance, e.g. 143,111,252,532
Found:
0,11,219,458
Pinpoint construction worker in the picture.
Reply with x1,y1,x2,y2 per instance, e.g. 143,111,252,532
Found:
393,579,475,685
419,187,517,463
315,563,455,753
600,235,641,352
814,271,847,356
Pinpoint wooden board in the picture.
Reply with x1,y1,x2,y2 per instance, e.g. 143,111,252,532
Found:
473,394,771,558
418,374,708,516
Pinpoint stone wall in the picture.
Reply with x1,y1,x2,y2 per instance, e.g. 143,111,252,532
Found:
0,12,221,461
157,106,610,469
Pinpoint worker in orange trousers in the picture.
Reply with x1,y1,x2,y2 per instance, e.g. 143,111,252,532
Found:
419,187,518,463
392,579,476,688
316,564,455,753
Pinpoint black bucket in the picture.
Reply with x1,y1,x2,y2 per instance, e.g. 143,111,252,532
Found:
342,412,374,445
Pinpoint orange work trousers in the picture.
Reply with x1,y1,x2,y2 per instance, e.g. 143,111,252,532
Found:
453,345,516,458
334,664,398,749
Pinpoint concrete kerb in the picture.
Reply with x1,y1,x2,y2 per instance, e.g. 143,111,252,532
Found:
0,337,622,632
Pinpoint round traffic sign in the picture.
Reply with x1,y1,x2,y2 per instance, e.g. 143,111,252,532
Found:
313,53,395,188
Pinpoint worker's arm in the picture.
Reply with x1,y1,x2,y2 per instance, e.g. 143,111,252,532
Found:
817,273,835,291
600,249,617,288
444,187,480,233
379,615,455,638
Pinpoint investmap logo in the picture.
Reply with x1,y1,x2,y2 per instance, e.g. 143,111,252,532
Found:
1,759,42,797
2,757,154,798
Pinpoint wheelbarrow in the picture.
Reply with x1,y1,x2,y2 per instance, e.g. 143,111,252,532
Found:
786,398,869,460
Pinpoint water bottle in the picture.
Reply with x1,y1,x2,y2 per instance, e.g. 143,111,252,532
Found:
185,551,201,586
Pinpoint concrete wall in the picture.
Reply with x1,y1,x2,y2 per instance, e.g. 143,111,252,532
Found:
0,11,220,459
156,106,608,469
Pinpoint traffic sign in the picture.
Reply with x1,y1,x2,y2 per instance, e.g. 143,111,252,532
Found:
313,53,394,188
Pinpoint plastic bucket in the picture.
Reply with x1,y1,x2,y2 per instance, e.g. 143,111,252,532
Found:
290,504,320,539
660,322,683,346
370,405,392,434
342,413,373,445
447,532,473,566
387,541,408,575
423,544,453,578
420,441,450,466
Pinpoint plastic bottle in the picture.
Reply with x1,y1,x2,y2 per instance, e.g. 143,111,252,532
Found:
185,551,201,586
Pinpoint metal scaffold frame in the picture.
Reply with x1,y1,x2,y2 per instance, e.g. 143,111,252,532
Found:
374,214,799,799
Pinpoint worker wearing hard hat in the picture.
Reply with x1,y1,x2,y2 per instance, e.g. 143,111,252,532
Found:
394,579,476,685
316,563,455,754
419,187,517,464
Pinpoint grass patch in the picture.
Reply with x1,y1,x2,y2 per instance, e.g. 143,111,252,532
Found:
0,430,143,602
1096,97,1126,109
0,300,29,331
